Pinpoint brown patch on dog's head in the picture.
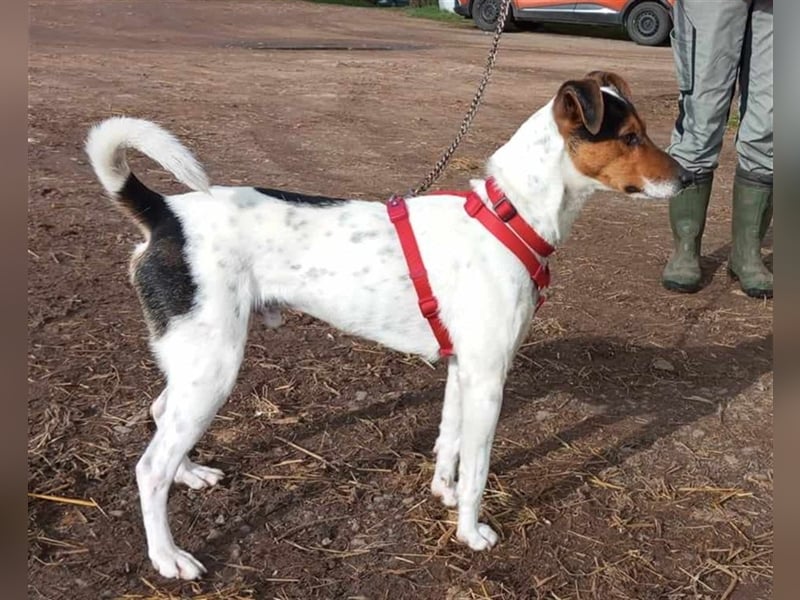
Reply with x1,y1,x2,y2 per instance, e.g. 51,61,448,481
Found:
553,79,605,136
554,71,683,198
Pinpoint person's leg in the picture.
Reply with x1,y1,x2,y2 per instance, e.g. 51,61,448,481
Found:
663,0,751,293
736,0,773,179
730,169,773,298
662,174,712,293
730,0,773,298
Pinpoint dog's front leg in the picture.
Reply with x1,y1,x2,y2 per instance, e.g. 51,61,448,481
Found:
455,367,504,550
431,358,461,507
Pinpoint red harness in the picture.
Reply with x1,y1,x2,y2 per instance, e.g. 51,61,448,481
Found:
387,177,555,358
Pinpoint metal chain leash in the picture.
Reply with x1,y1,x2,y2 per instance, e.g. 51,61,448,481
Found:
410,0,513,196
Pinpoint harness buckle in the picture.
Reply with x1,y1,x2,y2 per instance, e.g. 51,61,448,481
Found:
418,297,440,319
387,195,409,223
493,195,518,222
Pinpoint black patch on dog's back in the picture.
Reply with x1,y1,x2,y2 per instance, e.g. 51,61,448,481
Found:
130,184,197,336
254,187,349,207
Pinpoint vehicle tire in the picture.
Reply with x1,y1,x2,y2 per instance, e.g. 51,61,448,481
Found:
626,1,671,46
472,0,515,33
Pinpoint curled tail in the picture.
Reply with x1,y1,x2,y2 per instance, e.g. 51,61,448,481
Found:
85,117,210,230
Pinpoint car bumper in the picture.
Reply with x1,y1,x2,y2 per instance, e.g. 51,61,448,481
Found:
454,2,471,18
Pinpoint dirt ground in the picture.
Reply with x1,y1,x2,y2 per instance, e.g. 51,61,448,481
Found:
28,1,773,598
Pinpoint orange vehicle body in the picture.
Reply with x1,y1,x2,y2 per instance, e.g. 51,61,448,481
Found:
454,0,676,46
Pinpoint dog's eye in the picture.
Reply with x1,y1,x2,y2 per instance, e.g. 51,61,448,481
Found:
621,132,641,147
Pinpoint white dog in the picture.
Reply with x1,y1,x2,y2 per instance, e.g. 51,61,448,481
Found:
86,71,685,579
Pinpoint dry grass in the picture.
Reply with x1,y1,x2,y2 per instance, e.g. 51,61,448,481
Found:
28,309,773,598
28,4,772,594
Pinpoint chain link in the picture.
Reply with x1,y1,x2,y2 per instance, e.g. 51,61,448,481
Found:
410,0,512,196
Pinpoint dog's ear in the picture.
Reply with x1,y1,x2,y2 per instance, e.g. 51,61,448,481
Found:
585,71,633,102
553,79,604,136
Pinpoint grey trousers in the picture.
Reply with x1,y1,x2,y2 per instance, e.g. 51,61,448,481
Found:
668,0,773,178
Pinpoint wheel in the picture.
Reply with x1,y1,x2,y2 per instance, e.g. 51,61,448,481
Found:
472,0,515,33
625,1,671,46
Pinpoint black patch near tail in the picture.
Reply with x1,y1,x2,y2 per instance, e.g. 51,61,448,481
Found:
119,173,174,231
122,174,197,336
254,187,349,207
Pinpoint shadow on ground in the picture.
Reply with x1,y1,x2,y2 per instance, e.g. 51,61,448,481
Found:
205,331,771,577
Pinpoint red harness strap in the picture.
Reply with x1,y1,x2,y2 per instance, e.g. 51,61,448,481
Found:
464,177,554,307
386,179,555,358
387,195,454,357
484,177,555,259
464,194,550,300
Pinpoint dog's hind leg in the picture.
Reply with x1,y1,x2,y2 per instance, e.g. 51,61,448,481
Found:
136,317,247,580
431,358,461,507
150,390,224,489
454,363,504,551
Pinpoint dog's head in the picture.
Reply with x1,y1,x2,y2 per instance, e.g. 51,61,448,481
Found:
553,71,686,199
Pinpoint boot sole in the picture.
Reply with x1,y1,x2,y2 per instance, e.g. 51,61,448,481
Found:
661,279,701,294
727,268,773,299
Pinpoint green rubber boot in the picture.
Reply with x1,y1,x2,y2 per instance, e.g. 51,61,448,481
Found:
662,176,713,293
728,170,773,299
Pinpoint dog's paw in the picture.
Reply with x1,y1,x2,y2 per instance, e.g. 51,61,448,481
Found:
457,522,499,551
431,477,458,507
150,547,207,580
261,307,283,329
174,461,224,490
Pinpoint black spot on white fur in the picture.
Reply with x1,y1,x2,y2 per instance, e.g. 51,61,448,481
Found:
284,208,309,230
235,197,260,209
351,231,379,243
306,267,332,278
